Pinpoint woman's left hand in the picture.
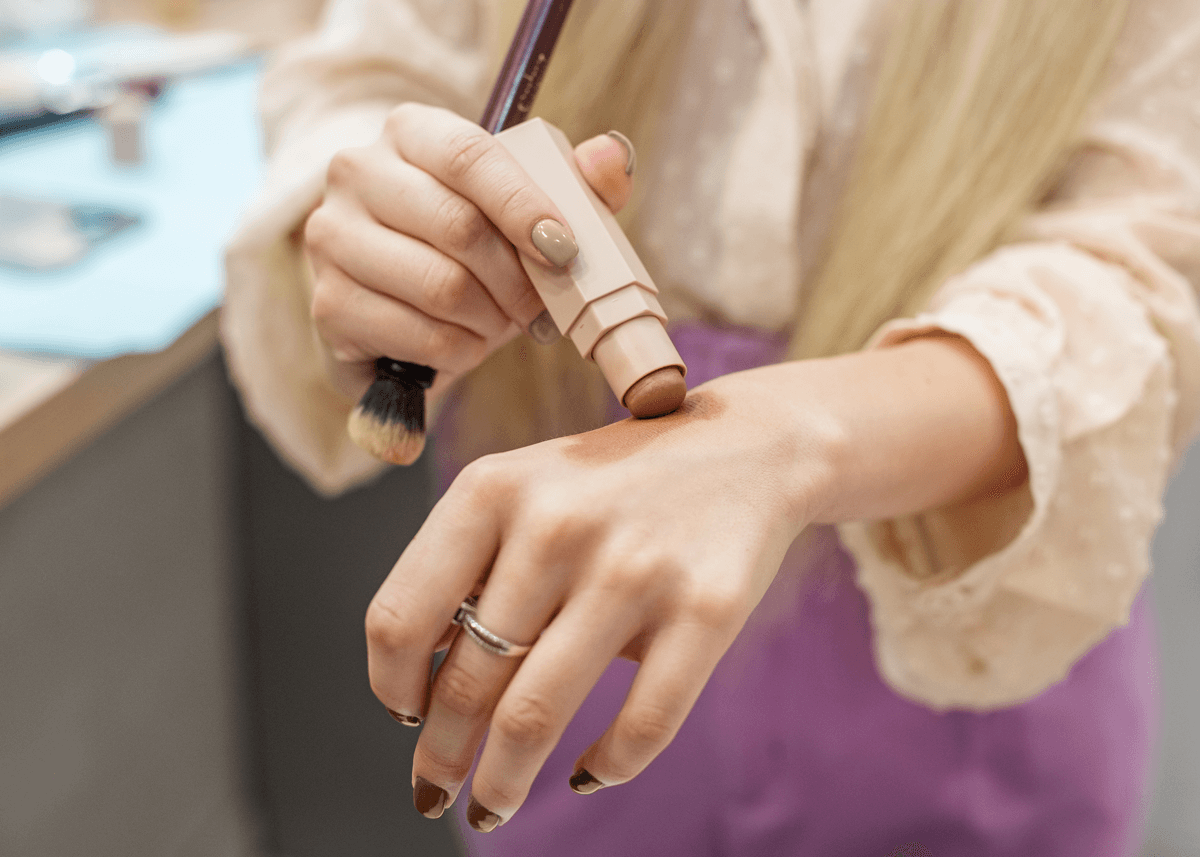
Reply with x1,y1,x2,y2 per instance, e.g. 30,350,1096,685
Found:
365,369,831,828
365,331,1028,829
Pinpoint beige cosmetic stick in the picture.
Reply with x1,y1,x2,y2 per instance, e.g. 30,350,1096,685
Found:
497,118,687,418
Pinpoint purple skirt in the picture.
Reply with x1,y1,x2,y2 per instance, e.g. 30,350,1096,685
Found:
443,322,1158,857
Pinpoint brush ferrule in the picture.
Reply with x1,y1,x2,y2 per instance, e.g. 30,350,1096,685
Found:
376,357,436,389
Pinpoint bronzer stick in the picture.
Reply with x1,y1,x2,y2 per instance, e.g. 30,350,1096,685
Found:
348,0,686,465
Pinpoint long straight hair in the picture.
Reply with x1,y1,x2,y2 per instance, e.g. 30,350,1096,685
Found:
445,0,1130,466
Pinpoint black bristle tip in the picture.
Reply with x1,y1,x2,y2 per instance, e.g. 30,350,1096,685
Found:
360,360,435,433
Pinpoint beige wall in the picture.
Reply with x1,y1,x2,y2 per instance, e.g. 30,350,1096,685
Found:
93,0,325,45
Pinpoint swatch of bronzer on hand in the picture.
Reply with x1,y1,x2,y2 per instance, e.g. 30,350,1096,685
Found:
563,390,725,467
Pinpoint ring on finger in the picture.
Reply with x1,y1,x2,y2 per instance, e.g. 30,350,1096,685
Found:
453,596,536,658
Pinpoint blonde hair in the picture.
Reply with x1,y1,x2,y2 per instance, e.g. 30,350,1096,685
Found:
447,0,1129,465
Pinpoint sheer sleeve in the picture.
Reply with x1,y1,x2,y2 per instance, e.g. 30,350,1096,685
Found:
222,0,495,495
838,0,1200,709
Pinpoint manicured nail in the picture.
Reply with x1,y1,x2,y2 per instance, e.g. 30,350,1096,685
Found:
606,130,636,175
413,777,448,819
386,708,422,727
527,309,561,344
569,768,605,795
467,796,501,832
531,218,578,267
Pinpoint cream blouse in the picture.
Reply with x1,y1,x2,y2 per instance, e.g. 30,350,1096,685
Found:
222,0,1200,710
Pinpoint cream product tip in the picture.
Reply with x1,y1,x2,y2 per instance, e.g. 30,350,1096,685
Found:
625,367,687,418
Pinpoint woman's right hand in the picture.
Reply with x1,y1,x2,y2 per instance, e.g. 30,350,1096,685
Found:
304,102,635,406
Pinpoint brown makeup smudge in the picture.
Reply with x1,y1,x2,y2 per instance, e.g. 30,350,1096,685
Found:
563,390,725,466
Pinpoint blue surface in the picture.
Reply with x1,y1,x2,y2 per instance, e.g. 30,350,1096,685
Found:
0,61,262,357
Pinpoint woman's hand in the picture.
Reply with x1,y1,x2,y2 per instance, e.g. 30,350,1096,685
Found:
364,333,1028,829
304,102,635,406
365,365,833,828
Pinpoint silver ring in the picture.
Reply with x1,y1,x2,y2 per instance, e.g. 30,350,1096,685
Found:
452,597,535,658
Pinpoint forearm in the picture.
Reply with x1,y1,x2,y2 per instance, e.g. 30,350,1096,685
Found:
716,333,1028,527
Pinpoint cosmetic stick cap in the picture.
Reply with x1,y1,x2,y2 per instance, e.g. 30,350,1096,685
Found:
592,315,687,417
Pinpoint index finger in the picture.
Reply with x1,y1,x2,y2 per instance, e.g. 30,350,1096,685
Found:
386,104,579,271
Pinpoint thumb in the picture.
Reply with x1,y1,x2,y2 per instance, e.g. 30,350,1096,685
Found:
573,131,636,214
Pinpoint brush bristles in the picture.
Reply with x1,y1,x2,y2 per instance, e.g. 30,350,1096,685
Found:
347,374,427,465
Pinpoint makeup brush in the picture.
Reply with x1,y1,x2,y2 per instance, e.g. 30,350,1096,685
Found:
347,0,577,465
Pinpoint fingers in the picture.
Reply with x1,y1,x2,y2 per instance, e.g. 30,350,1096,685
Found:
365,460,510,733
309,259,492,377
573,133,636,214
334,146,547,332
569,619,729,795
464,591,641,828
309,201,513,344
408,517,576,819
385,104,579,273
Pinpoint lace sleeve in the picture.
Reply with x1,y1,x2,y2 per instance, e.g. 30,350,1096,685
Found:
838,0,1200,709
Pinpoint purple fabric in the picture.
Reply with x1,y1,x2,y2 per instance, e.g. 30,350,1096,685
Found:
444,321,1159,857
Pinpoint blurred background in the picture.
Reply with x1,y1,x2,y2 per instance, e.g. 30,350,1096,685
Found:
0,2,1196,856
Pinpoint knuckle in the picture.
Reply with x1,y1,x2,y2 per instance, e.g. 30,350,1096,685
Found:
419,254,472,318
681,585,743,631
326,146,364,187
492,693,557,747
492,177,539,225
437,194,491,255
616,702,677,756
454,454,510,501
442,127,495,184
417,742,473,784
596,559,660,603
308,273,342,328
384,102,419,142
365,592,419,653
303,206,337,255
434,659,491,719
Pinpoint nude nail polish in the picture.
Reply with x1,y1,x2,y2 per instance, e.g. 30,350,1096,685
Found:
414,777,448,819
531,218,579,267
527,308,561,344
606,130,636,175
386,708,421,727
467,796,501,832
569,768,604,795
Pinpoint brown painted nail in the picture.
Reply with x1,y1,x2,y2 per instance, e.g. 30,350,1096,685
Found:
606,130,636,175
386,708,421,727
527,309,561,344
413,777,447,819
467,796,500,832
531,218,578,267
569,768,605,795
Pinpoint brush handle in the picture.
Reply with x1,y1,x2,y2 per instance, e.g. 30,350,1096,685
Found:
481,0,575,133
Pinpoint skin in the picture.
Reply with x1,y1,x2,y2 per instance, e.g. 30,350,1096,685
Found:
306,102,1029,828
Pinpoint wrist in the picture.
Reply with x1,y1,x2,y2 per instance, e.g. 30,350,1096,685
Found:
701,366,846,536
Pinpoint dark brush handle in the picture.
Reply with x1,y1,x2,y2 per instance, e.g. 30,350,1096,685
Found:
481,0,576,134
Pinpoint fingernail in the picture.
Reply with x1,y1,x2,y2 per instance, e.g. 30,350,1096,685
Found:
527,309,561,344
531,218,578,267
413,777,448,819
606,130,636,175
569,768,605,795
386,708,422,727
467,796,501,832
